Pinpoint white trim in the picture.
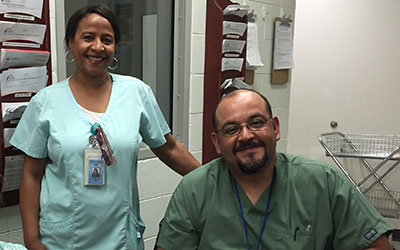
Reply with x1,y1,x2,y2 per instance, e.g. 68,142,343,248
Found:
172,0,192,147
49,0,58,83
52,0,67,82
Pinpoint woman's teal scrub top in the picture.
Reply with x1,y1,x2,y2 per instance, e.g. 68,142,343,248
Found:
10,74,170,250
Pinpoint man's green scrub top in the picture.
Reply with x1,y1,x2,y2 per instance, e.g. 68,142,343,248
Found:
11,74,170,250
158,153,392,250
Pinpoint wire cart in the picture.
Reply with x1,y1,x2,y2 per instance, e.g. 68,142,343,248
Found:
319,132,400,218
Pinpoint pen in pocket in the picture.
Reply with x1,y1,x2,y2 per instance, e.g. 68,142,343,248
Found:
294,224,311,241
294,227,299,241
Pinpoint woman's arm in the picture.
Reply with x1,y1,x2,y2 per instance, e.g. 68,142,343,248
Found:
151,133,200,176
19,155,47,250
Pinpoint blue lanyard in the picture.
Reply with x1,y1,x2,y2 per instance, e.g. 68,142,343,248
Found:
233,171,276,250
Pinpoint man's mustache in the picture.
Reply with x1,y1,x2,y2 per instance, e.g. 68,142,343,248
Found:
234,139,264,153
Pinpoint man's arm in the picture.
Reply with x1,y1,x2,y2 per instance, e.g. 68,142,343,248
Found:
151,133,200,176
154,177,200,250
363,235,392,250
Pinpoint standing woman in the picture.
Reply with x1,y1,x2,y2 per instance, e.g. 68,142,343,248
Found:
10,5,199,250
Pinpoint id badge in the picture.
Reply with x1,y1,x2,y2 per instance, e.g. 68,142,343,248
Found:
84,147,105,186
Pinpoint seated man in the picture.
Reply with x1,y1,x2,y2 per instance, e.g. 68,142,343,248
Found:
156,89,392,250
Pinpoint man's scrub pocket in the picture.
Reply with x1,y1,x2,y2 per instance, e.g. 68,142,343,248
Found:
275,228,315,250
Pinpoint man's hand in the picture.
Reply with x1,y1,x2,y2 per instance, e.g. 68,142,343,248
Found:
363,235,392,250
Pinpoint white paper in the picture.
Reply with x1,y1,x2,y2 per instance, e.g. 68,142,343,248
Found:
224,53,240,58
0,49,50,70
246,22,264,69
223,5,249,18
222,39,246,54
221,78,235,89
223,21,247,37
1,66,47,96
226,34,240,39
0,21,46,44
221,57,244,72
1,102,28,124
2,102,29,123
2,41,41,48
3,128,15,148
273,21,294,70
4,13,35,21
0,0,44,18
1,155,24,192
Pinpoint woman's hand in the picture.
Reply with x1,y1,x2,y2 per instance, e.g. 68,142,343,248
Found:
25,238,46,250
151,133,200,176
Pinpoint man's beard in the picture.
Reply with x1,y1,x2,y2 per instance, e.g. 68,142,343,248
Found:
234,139,268,174
237,152,268,174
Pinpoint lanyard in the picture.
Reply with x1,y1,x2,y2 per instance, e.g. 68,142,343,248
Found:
233,170,276,250
90,122,116,166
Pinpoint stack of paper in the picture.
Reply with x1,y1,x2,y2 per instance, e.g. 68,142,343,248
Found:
0,49,50,70
223,21,247,37
0,0,44,19
3,128,15,148
223,5,249,18
1,102,28,123
0,66,48,96
1,155,24,192
0,21,46,44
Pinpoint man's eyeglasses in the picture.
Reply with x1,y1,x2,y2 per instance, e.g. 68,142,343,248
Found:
217,117,272,137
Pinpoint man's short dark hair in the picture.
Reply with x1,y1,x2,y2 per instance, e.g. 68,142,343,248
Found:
212,89,273,131
65,5,121,48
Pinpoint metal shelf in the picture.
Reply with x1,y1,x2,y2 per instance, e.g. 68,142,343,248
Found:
319,132,400,218
319,133,400,160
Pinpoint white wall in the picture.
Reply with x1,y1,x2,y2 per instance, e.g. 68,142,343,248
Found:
138,158,183,248
289,0,400,226
289,0,400,158
189,0,206,162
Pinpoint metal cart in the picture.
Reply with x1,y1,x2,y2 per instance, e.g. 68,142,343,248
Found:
319,132,400,218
